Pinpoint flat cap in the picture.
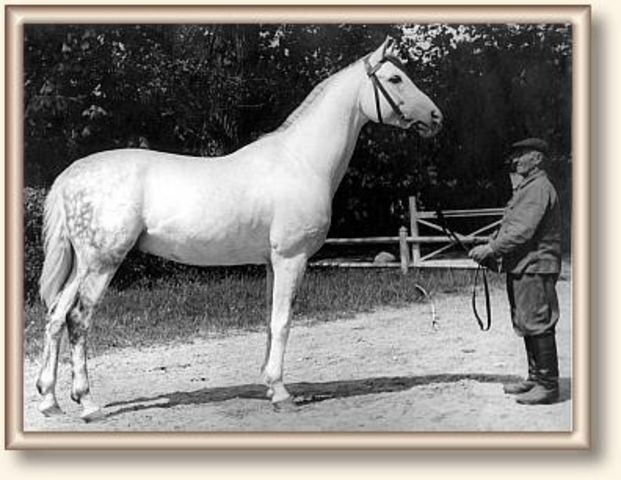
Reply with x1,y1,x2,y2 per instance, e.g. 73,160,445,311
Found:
511,138,549,154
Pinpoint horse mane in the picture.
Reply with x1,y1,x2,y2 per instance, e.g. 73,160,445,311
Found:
273,59,361,134
274,76,332,133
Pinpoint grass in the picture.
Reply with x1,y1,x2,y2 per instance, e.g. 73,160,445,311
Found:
24,266,503,360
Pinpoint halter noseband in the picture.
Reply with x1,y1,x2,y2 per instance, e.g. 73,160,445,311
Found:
363,52,412,125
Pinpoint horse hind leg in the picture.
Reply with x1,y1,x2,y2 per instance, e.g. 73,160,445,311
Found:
66,268,117,422
38,177,142,420
36,267,82,417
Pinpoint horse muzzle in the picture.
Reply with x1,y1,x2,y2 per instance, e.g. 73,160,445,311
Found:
412,118,442,138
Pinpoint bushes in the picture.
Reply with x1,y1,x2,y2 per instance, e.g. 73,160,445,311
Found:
24,187,46,305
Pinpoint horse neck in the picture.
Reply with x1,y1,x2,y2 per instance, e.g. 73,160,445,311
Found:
279,62,368,196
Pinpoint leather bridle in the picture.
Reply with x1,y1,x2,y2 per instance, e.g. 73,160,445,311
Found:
363,51,413,125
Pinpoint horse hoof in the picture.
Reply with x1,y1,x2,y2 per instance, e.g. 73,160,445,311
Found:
272,396,298,413
80,404,105,423
39,402,64,417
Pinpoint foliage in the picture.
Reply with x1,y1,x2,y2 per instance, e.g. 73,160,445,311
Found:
24,187,46,304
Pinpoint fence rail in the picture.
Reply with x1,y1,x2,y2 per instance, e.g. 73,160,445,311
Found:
324,235,491,245
310,200,504,272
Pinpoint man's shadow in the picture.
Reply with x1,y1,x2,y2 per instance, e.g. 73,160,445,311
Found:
103,373,571,419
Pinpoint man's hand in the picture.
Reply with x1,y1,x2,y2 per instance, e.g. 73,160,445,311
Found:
469,244,494,264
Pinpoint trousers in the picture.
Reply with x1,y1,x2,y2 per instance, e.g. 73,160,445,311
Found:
506,272,560,337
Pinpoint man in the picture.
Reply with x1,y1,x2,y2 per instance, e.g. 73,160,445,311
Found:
469,138,562,405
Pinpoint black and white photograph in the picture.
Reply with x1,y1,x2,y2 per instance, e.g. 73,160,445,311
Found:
6,5,590,449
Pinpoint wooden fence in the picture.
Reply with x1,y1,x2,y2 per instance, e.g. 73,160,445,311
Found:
310,197,504,272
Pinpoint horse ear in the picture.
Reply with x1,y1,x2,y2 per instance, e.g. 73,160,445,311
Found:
370,35,394,63
380,35,394,54
383,35,400,57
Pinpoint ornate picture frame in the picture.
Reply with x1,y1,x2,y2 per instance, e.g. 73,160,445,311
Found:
5,4,591,451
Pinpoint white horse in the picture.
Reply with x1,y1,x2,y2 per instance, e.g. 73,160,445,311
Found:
36,37,442,420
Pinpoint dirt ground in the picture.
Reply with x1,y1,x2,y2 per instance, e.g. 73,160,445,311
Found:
23,276,571,432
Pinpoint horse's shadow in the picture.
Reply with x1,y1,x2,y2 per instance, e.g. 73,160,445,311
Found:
103,373,571,419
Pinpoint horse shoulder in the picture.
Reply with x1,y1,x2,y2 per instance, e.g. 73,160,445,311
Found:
268,171,332,256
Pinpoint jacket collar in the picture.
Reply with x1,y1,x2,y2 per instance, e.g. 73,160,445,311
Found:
516,169,547,190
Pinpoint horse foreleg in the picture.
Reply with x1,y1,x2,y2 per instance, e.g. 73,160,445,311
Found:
36,271,81,416
262,263,274,398
262,253,307,407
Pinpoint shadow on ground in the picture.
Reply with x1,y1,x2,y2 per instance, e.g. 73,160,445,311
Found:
103,374,571,419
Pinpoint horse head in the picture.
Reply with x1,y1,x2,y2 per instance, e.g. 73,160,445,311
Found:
360,36,443,138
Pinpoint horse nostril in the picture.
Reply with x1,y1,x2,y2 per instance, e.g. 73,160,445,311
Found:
431,109,443,125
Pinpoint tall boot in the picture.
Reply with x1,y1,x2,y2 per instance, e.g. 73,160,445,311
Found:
503,337,537,394
516,332,560,405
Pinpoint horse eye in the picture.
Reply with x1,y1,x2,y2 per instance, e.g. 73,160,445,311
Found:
388,75,402,84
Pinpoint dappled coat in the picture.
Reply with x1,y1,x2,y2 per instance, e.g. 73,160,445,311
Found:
489,170,562,274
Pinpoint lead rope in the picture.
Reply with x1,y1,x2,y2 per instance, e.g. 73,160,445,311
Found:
472,261,492,331
435,207,492,331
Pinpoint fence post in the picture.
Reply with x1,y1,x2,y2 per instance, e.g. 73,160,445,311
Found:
408,196,421,265
399,226,410,274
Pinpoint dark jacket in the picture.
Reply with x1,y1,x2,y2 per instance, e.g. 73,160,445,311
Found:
489,170,562,274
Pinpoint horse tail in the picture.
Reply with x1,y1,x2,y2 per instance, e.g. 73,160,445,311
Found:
39,182,74,312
